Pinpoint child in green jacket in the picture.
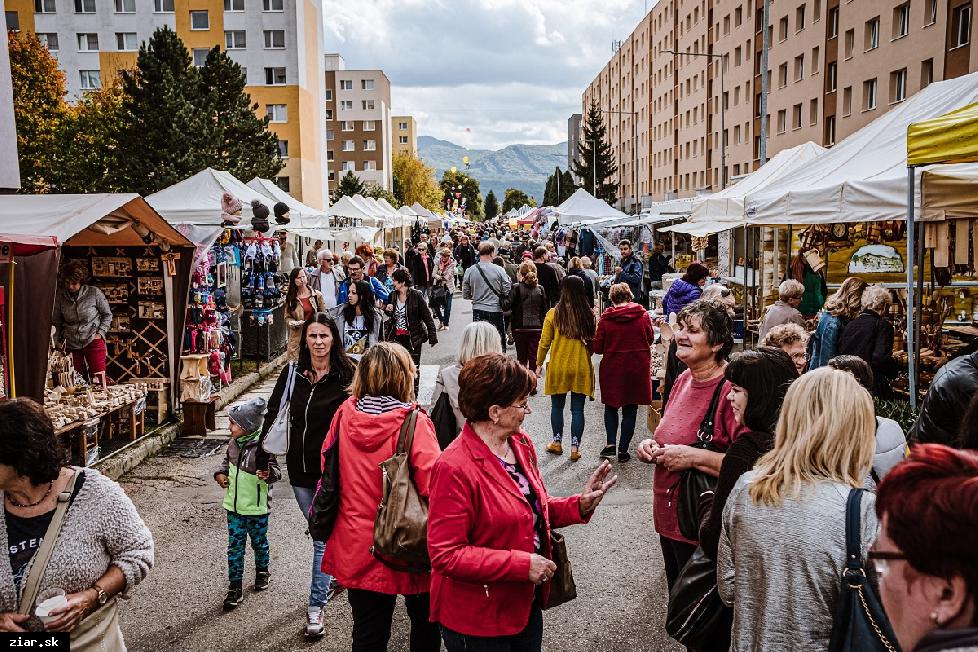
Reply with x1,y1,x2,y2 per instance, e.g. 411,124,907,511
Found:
214,398,281,610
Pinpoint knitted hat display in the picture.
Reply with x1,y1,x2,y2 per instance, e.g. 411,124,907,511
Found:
273,202,291,225
251,200,271,233
221,192,243,226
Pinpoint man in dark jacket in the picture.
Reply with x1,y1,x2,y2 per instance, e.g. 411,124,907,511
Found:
614,239,644,303
405,242,433,296
533,246,561,308
453,234,478,271
910,351,978,446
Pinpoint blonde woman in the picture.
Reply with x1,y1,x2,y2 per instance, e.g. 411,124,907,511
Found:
807,277,867,370
431,322,503,438
717,368,880,651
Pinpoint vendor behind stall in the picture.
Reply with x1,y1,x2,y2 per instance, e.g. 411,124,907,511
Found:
52,261,112,385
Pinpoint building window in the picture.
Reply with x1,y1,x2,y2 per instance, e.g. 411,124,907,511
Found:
891,68,908,102
827,61,837,91
341,121,353,131
225,30,246,49
735,6,742,26
37,33,59,51
339,79,352,90
264,67,286,85
777,109,786,133
275,176,290,192
399,121,408,129
361,79,374,90
814,0,821,21
361,100,375,110
399,135,408,144
812,47,820,73
34,0,56,14
224,0,244,10
828,6,839,37
864,78,878,110
340,100,353,110
192,48,209,67
810,98,818,125
326,150,334,162
363,139,376,151
779,16,788,40
74,0,95,13
363,120,375,131
115,0,135,13
927,0,939,25
190,10,208,30
844,29,854,58
792,103,802,129
263,0,284,10
865,17,880,50
826,115,836,145
921,58,934,88
324,89,333,101
325,129,334,141
77,33,99,52
894,3,910,38
796,4,806,31
116,33,137,51
277,140,288,158
154,0,174,12
953,4,972,47
363,161,376,171
342,140,354,151
324,109,333,119
794,54,804,81
266,104,287,122
843,86,853,115
79,70,101,90
341,161,355,172
778,62,788,88
6,12,20,31
263,30,285,49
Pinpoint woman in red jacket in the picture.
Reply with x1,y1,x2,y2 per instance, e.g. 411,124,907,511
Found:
320,342,442,652
427,353,618,651
594,282,655,463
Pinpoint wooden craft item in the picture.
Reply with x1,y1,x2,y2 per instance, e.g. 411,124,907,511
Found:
934,223,950,269
955,219,970,265
924,222,938,249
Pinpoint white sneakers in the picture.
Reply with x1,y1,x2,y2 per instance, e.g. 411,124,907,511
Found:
306,606,325,638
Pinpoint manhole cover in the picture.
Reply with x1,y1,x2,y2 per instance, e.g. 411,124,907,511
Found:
162,438,226,458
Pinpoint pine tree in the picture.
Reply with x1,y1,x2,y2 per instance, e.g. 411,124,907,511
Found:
542,172,557,207
572,100,618,205
331,171,366,203
560,169,575,203
199,47,282,181
484,190,499,220
8,30,68,192
115,26,207,195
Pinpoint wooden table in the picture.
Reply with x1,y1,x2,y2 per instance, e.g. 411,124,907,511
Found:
181,395,219,437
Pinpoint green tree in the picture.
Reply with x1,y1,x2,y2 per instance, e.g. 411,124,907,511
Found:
54,83,126,192
572,99,618,205
543,166,574,207
542,172,557,208
392,151,441,210
331,171,367,202
198,47,282,181
115,27,208,194
484,190,499,220
9,30,67,192
365,183,400,208
501,188,532,214
440,169,483,220
561,169,575,203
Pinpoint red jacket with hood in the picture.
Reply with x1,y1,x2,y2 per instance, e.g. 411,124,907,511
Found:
320,396,441,595
593,302,655,407
427,423,589,637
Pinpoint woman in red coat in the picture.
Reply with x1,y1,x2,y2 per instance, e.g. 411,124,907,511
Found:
320,342,442,652
593,282,655,463
427,353,618,651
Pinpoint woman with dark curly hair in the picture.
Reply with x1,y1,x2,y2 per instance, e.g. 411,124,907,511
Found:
0,399,153,646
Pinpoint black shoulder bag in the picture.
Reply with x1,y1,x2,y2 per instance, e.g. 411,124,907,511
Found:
666,545,732,652
828,489,900,652
430,391,459,450
475,263,513,312
669,380,726,541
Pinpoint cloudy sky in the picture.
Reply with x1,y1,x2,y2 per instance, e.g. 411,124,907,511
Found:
323,0,650,150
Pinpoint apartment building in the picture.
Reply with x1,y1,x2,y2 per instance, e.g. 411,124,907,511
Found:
324,54,393,191
392,116,417,158
567,113,582,181
4,0,329,208
583,0,978,206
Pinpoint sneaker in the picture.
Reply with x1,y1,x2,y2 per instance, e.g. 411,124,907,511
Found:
305,607,325,638
599,445,616,459
617,452,632,463
254,570,270,591
546,442,563,455
223,586,244,610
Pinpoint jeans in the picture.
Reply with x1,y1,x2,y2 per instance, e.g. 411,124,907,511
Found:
550,392,586,447
226,511,269,585
431,292,453,326
346,588,441,652
292,485,332,608
472,309,507,352
513,329,542,372
441,606,543,652
660,535,697,590
604,404,639,452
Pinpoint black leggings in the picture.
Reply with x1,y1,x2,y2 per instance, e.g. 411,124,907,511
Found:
347,588,441,652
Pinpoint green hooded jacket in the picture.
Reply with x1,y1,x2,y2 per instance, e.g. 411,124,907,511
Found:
215,431,281,516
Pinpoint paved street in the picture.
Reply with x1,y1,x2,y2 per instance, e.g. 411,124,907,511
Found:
116,297,680,651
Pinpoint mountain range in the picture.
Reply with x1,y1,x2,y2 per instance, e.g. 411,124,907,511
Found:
418,136,569,205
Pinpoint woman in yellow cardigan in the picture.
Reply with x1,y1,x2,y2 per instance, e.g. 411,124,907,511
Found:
538,275,596,461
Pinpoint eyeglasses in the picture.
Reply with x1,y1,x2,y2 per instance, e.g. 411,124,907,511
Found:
321,258,334,263
867,550,907,577
790,352,808,362
509,401,531,413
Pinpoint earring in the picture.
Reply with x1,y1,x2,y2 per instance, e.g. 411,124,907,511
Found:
931,612,940,625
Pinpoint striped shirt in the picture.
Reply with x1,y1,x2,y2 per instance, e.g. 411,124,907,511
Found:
355,395,412,415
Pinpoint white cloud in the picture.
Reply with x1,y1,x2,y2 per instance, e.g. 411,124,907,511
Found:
323,0,650,149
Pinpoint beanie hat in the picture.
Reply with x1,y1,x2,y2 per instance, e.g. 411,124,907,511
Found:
228,397,267,434
221,192,243,226
273,202,291,225
251,200,271,233
682,262,711,285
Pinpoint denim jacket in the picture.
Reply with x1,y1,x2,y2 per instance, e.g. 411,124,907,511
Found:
807,311,844,370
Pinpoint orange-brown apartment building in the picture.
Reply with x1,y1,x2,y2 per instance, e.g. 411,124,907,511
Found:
583,0,978,211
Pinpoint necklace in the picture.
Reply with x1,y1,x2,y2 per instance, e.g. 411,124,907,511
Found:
6,481,54,508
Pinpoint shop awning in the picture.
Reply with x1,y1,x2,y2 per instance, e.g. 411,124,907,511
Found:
907,101,978,166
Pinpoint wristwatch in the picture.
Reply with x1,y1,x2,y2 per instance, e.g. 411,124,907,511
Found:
92,583,108,606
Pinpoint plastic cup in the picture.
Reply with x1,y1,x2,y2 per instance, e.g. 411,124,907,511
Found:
35,588,68,624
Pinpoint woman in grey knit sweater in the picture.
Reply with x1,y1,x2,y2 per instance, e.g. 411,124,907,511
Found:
0,399,154,647
718,368,880,651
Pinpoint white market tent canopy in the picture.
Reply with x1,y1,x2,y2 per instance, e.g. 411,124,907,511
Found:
556,188,631,225
147,168,271,226
329,195,376,222
746,71,978,225
246,177,327,228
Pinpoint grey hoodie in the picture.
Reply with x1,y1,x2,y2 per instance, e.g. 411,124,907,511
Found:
52,285,113,350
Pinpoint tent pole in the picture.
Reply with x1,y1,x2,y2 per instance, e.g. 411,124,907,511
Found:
915,208,925,396
906,167,917,410
6,258,14,398
743,225,748,344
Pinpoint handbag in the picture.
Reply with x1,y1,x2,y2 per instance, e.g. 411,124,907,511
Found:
429,283,449,307
475,263,513,312
665,546,733,651
308,424,341,542
669,381,726,541
828,489,900,652
430,391,459,450
542,530,578,610
371,409,431,573
261,363,297,455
